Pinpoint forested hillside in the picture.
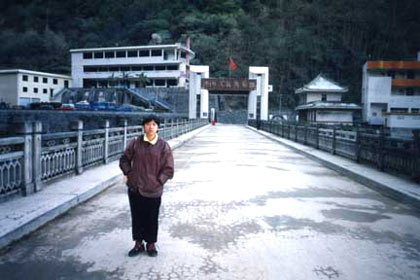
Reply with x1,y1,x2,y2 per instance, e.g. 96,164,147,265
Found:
1,0,419,109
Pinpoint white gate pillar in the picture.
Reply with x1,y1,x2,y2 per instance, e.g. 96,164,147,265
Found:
189,65,209,119
248,67,269,121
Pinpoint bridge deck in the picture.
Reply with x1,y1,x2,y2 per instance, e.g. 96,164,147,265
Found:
1,124,420,279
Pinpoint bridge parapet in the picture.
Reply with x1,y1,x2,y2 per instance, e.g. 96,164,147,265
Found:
0,118,207,202
249,120,420,182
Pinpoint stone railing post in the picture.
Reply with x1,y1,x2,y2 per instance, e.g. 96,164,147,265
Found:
332,126,336,155
412,130,420,182
75,120,84,175
170,119,174,139
123,119,128,150
355,126,361,163
377,127,385,171
17,121,34,196
104,120,110,164
32,121,43,192
316,124,320,149
161,118,166,139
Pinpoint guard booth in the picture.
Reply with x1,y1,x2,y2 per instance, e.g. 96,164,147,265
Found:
189,66,269,123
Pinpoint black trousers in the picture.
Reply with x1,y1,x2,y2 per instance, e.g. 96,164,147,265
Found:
128,190,162,243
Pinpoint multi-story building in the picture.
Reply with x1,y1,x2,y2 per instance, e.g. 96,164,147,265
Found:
0,69,71,107
70,43,195,89
295,74,360,123
361,57,420,131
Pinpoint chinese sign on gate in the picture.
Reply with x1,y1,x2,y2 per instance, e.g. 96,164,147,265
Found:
201,78,257,92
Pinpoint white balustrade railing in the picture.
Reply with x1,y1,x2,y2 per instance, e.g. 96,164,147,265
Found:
0,118,208,201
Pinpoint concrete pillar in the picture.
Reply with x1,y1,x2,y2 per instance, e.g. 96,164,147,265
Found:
249,67,269,121
104,120,109,164
74,120,84,175
17,122,34,196
32,121,43,192
189,65,210,119
123,119,128,149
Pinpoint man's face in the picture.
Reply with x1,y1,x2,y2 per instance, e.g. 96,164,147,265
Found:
144,120,158,138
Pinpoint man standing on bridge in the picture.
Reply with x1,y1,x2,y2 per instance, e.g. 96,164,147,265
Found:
119,115,174,257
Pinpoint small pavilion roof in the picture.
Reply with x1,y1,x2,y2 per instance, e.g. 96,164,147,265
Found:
295,74,348,94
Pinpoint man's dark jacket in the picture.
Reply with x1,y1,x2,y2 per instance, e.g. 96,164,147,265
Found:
119,136,174,198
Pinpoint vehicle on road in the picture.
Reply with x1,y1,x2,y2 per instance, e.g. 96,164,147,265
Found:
90,101,117,111
75,100,91,110
59,104,75,110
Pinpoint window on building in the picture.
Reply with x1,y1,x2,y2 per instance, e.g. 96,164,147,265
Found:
64,80,69,88
167,79,177,86
34,87,38,93
98,66,108,72
139,50,149,57
131,66,142,71
155,65,165,71
105,51,115,58
84,66,97,72
98,80,108,88
120,66,130,72
151,50,162,56
19,97,31,107
53,78,58,84
407,88,414,96
94,52,104,59
116,51,126,58
22,75,28,81
411,108,419,113
127,50,138,57
155,79,165,86
83,79,96,88
167,65,178,70
83,52,93,59
23,87,28,92
43,88,47,94
388,71,396,78
50,89,54,98
181,52,186,58
43,77,48,83
109,66,119,72
34,76,39,82
390,107,408,113
143,65,153,71
407,70,415,79
146,79,153,86
321,94,327,101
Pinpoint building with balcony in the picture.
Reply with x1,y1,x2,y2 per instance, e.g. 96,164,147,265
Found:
0,69,71,107
295,74,360,124
361,57,420,134
70,43,195,89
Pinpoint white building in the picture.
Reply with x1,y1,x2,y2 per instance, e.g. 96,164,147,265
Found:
295,74,360,123
0,69,71,107
70,43,195,89
362,59,420,131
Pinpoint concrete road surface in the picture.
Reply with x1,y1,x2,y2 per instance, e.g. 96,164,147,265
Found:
1,124,420,280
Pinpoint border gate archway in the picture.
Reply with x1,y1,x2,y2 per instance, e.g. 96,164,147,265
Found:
188,66,269,123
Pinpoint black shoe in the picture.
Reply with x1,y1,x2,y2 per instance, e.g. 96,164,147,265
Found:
128,243,145,257
146,243,158,257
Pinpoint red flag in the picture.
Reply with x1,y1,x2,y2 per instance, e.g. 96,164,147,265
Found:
229,57,238,71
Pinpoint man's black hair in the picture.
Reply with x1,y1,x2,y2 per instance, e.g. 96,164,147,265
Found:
142,114,161,126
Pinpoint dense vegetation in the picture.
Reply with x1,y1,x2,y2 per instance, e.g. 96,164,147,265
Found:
1,0,419,109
